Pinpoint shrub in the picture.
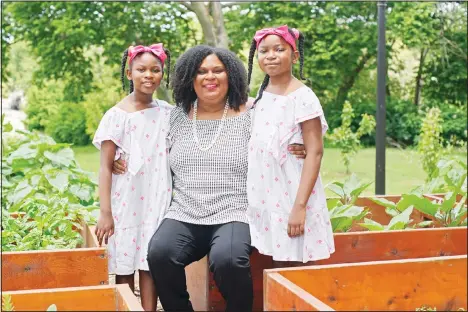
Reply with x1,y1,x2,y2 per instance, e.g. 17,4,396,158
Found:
2,115,98,251
45,102,90,146
24,80,64,132
418,107,444,180
327,101,376,173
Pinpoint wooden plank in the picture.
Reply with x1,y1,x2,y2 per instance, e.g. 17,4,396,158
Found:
86,225,100,247
115,284,145,311
198,227,467,311
1,247,108,291
264,272,333,311
270,255,467,311
2,285,133,311
313,227,467,265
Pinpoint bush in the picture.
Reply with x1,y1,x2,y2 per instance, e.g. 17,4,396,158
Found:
386,99,422,146
24,80,64,132
1,116,98,251
438,103,468,144
83,85,123,139
45,102,90,146
418,107,443,180
327,101,376,173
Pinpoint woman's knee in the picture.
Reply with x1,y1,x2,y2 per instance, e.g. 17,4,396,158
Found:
209,242,251,273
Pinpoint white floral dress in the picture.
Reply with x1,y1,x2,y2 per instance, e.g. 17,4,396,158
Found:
247,86,335,263
93,100,173,275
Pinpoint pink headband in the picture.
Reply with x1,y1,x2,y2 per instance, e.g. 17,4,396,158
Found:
128,43,167,67
253,25,300,51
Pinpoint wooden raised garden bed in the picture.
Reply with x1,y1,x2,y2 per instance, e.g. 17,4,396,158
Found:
1,222,108,291
185,195,467,311
2,284,143,311
264,255,467,311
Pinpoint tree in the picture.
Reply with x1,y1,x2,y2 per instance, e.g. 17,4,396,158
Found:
2,2,199,102
224,2,380,115
387,2,467,107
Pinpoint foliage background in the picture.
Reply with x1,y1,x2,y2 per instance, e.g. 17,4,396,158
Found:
1,1,466,147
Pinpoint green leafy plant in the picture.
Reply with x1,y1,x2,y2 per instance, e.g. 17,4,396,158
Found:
2,116,98,252
408,157,467,227
326,174,372,232
327,101,376,174
2,294,14,311
418,107,444,181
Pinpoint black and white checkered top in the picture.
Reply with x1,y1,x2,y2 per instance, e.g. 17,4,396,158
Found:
164,106,252,225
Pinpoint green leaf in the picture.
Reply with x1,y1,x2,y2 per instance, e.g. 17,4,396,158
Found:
44,148,75,167
370,197,397,209
68,184,93,202
326,198,341,210
385,207,400,217
416,220,434,228
350,181,373,204
326,183,345,199
45,172,69,193
7,143,37,162
11,180,33,206
358,218,385,231
397,194,438,216
386,206,413,230
440,192,457,213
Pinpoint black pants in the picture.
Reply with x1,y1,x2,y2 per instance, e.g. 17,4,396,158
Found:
147,218,253,312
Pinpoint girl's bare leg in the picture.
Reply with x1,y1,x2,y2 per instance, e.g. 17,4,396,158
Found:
139,270,158,311
116,273,135,292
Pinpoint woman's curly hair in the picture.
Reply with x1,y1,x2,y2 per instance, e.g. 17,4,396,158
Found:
171,45,248,114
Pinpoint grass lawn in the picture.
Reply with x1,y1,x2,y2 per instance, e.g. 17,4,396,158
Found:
73,145,428,196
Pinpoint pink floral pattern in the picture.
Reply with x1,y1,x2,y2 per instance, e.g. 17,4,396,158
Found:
93,101,173,275
247,86,335,263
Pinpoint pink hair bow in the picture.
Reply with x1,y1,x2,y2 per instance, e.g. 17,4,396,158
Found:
253,25,300,51
128,43,167,67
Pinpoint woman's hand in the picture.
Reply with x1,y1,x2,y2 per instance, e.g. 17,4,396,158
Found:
288,144,306,159
287,204,306,237
112,158,127,175
95,211,115,246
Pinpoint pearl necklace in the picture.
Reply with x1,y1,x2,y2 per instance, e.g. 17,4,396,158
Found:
192,98,229,151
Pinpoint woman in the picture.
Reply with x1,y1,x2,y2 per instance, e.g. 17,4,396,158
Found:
112,45,306,311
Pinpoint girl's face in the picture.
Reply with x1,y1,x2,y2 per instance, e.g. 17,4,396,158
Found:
193,54,229,104
257,35,299,78
127,52,163,95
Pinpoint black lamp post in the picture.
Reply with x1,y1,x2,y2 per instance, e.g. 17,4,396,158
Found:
375,0,387,195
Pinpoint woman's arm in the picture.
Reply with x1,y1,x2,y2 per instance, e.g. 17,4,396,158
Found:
288,118,324,237
95,140,117,246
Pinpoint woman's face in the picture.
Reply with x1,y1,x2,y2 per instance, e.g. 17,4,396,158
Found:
193,54,229,104
127,52,163,95
257,35,298,78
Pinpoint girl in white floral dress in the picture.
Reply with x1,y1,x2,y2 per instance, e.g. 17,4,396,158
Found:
93,44,172,311
245,26,335,263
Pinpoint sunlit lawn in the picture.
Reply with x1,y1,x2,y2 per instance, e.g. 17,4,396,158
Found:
73,145,428,197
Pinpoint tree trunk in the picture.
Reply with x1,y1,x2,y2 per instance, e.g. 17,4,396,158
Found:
211,2,229,49
189,2,217,46
334,52,372,111
183,2,229,48
414,47,429,106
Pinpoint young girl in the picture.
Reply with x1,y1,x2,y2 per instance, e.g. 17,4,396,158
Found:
246,25,335,263
92,43,173,310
